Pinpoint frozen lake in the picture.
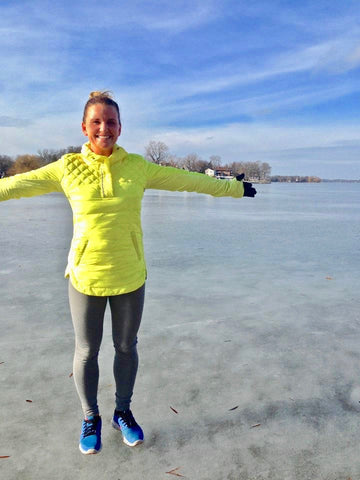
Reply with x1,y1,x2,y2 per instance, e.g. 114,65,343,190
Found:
1,182,360,479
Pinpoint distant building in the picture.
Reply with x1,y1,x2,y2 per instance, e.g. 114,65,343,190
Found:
205,167,233,179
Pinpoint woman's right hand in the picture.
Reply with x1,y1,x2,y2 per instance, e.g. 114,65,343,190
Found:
236,174,257,197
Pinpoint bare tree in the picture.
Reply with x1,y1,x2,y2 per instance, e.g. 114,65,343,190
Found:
145,141,169,164
0,155,14,176
259,162,271,180
209,155,221,168
38,149,65,165
245,161,260,179
166,154,181,168
181,153,205,172
66,145,82,154
7,155,42,175
230,161,246,176
38,146,82,165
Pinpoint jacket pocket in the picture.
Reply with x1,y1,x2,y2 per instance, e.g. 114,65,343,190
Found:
74,240,89,266
130,231,142,261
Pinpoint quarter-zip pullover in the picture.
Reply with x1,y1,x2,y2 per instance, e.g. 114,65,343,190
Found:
0,143,244,295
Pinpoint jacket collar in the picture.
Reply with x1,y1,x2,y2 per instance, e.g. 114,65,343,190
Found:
81,142,128,166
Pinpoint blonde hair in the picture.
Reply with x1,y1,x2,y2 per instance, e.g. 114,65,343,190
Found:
83,90,121,123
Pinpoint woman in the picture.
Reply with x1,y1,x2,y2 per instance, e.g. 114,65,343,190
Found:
0,91,256,455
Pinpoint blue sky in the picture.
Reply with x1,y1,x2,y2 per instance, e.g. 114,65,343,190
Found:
1,0,360,179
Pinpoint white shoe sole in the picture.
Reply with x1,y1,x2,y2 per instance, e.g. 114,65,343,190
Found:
79,444,102,455
111,419,144,447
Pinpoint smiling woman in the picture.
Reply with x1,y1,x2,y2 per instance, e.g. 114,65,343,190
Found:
81,91,122,157
0,89,255,457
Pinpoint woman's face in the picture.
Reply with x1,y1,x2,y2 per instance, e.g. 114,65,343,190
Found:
82,104,121,156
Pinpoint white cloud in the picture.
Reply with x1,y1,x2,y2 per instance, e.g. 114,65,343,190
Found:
14,0,217,35
1,82,360,179
0,116,32,127
1,0,360,179
161,34,360,101
121,120,360,160
133,2,217,33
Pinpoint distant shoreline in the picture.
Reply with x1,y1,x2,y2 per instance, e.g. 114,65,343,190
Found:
269,177,359,183
320,179,360,183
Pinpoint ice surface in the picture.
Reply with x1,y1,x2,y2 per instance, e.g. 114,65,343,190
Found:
0,183,360,479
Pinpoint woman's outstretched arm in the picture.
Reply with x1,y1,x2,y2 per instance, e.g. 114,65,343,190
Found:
144,161,246,198
0,158,64,202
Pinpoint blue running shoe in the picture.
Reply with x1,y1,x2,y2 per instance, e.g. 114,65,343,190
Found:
112,409,144,447
79,415,102,454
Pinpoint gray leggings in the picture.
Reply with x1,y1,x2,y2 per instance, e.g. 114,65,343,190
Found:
68,281,145,418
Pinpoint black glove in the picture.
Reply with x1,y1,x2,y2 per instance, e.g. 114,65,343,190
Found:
236,173,257,197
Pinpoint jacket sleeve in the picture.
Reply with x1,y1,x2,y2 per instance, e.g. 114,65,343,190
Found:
0,159,64,202
144,161,244,198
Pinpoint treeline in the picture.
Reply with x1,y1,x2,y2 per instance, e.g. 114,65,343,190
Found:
271,175,321,183
145,141,271,181
1,140,272,182
0,146,81,176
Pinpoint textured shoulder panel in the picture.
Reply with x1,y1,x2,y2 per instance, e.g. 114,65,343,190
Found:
63,154,99,188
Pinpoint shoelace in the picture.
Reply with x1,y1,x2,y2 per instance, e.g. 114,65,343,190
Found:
116,410,136,428
82,418,98,437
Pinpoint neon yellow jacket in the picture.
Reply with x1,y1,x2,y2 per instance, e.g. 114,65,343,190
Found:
0,143,244,296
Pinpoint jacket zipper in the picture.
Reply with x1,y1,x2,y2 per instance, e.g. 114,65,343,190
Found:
100,166,105,197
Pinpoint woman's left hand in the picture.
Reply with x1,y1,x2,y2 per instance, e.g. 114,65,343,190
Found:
236,173,257,197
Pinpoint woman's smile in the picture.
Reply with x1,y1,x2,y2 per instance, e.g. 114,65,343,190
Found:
82,104,121,156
